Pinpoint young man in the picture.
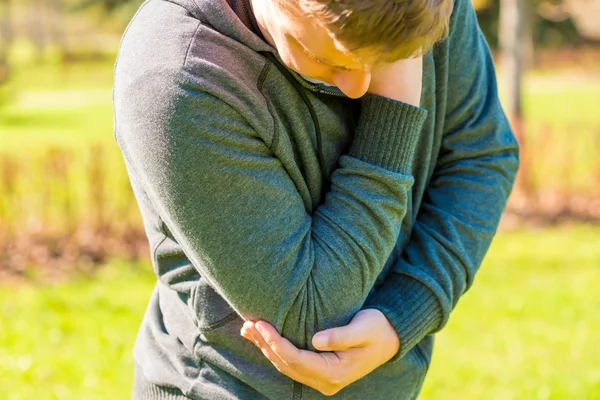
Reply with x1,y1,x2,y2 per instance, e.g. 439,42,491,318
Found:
113,0,519,398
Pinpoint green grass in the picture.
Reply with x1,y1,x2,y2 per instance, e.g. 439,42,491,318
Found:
0,261,155,400
0,62,133,231
1,226,598,399
421,225,600,399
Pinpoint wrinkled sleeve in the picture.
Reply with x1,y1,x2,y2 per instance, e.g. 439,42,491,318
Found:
362,0,520,362
115,62,428,351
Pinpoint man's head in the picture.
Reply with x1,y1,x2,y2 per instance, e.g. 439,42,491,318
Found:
250,0,453,98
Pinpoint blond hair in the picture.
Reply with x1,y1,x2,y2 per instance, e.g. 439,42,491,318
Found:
275,0,454,62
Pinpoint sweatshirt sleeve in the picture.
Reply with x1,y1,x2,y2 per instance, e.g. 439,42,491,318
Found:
362,0,520,362
115,64,427,351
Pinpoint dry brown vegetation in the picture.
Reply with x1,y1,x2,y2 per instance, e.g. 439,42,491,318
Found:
0,144,149,282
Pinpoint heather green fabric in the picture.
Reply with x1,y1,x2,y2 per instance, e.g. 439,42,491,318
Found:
113,0,519,398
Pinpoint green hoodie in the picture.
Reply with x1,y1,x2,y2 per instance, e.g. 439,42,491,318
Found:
113,0,519,398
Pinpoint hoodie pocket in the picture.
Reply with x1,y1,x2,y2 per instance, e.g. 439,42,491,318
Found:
189,276,239,331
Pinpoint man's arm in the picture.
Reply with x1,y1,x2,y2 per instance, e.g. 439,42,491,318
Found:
114,53,426,351
362,0,520,362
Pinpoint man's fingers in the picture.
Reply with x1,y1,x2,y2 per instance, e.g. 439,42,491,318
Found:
313,309,378,351
313,327,356,351
254,321,341,372
253,321,305,370
242,321,347,394
252,321,349,374
241,310,397,396
241,322,291,373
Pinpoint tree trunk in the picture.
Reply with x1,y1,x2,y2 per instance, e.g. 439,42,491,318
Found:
499,0,532,200
48,0,66,60
29,0,48,63
499,0,526,124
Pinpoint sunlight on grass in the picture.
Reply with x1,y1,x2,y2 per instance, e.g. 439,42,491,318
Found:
0,261,155,400
421,225,600,399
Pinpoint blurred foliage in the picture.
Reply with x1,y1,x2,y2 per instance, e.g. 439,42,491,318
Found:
0,0,596,88
0,260,154,399
77,0,140,12
0,62,148,278
72,0,144,27
476,0,584,49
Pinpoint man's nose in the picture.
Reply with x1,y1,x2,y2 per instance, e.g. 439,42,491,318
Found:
332,69,371,99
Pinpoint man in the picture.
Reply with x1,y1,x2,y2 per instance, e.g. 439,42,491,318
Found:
113,0,519,398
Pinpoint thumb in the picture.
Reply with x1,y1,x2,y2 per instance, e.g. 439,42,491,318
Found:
312,313,371,351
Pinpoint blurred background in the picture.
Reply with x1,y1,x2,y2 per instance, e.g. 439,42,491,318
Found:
0,0,598,398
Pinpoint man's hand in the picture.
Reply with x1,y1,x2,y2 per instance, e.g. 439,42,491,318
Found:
240,309,400,396
368,56,423,106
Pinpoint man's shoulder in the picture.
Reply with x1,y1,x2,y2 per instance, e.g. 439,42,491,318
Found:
113,0,273,145
115,0,267,104
117,0,200,72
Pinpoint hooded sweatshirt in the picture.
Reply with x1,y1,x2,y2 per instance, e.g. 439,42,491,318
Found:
113,0,519,398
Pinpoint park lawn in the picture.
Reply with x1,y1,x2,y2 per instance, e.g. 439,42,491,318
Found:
420,224,600,399
0,262,155,400
0,225,598,399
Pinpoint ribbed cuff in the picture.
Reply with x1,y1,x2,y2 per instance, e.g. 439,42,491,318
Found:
348,93,427,174
363,273,443,363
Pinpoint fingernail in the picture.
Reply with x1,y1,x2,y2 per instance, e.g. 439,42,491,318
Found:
313,334,328,349
255,323,266,336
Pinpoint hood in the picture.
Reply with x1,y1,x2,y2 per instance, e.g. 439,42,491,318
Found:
167,0,346,96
